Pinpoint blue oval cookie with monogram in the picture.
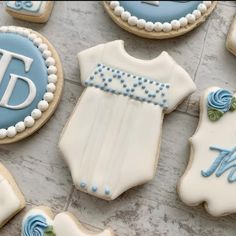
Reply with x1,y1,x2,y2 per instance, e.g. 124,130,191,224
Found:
0,26,63,143
104,1,216,39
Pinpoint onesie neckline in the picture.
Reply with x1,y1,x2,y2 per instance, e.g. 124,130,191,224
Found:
115,40,167,64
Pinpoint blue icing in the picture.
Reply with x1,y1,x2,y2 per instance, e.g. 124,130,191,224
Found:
85,64,170,108
0,33,47,128
119,1,202,23
202,146,236,183
6,1,42,12
105,187,110,195
22,214,48,236
207,89,233,113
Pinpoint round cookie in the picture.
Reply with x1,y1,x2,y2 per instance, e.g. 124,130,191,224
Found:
103,1,217,39
0,26,63,144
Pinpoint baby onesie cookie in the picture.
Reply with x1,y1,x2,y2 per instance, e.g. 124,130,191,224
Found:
226,14,236,56
0,162,25,228
5,1,54,23
103,1,217,39
0,26,63,144
178,87,236,216
22,207,114,236
59,40,196,200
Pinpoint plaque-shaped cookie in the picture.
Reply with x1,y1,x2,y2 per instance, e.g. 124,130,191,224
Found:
179,87,236,216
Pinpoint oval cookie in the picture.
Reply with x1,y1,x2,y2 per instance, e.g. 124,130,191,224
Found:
103,1,217,39
0,26,63,144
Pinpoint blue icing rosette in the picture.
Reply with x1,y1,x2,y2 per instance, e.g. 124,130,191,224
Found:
208,89,232,113
207,89,236,121
22,214,55,236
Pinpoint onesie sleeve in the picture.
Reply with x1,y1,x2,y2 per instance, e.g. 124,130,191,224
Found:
77,43,104,86
166,63,196,113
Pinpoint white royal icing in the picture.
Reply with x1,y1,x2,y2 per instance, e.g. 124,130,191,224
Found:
0,26,58,140
0,74,37,110
0,49,34,110
59,40,196,200
226,15,236,56
22,208,114,236
179,87,236,216
0,175,21,226
108,1,213,33
142,1,160,6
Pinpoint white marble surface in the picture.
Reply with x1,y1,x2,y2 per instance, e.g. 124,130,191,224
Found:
1,1,236,235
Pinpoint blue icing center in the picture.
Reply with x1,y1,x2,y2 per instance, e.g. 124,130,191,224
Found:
207,89,233,113
119,1,202,23
22,214,48,236
0,33,47,128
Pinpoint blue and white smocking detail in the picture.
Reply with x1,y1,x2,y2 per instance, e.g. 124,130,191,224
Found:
84,63,170,109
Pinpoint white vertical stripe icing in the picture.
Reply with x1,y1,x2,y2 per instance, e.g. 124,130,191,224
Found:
59,40,196,200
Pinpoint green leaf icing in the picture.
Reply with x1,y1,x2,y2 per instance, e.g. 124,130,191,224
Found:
207,108,224,122
44,226,56,236
230,97,236,111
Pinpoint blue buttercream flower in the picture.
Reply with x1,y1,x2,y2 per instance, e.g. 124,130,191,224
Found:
208,89,233,113
22,215,48,236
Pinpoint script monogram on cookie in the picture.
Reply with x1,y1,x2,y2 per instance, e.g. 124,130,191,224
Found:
201,146,236,183
0,49,36,110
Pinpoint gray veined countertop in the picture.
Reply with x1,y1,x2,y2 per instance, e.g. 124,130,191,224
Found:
1,1,236,236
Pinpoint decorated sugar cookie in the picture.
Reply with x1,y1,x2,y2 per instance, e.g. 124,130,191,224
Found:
59,40,196,200
5,1,54,23
22,207,114,236
0,26,63,144
178,87,236,216
0,162,25,228
226,14,236,57
103,1,217,39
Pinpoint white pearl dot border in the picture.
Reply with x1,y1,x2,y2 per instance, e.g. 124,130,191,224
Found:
109,1,212,33
0,26,57,139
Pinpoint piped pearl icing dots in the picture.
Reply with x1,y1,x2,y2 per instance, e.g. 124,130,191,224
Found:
85,64,170,109
79,181,111,196
0,26,58,139
108,1,212,33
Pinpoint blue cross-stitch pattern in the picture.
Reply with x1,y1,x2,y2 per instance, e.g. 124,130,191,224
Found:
84,63,170,109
